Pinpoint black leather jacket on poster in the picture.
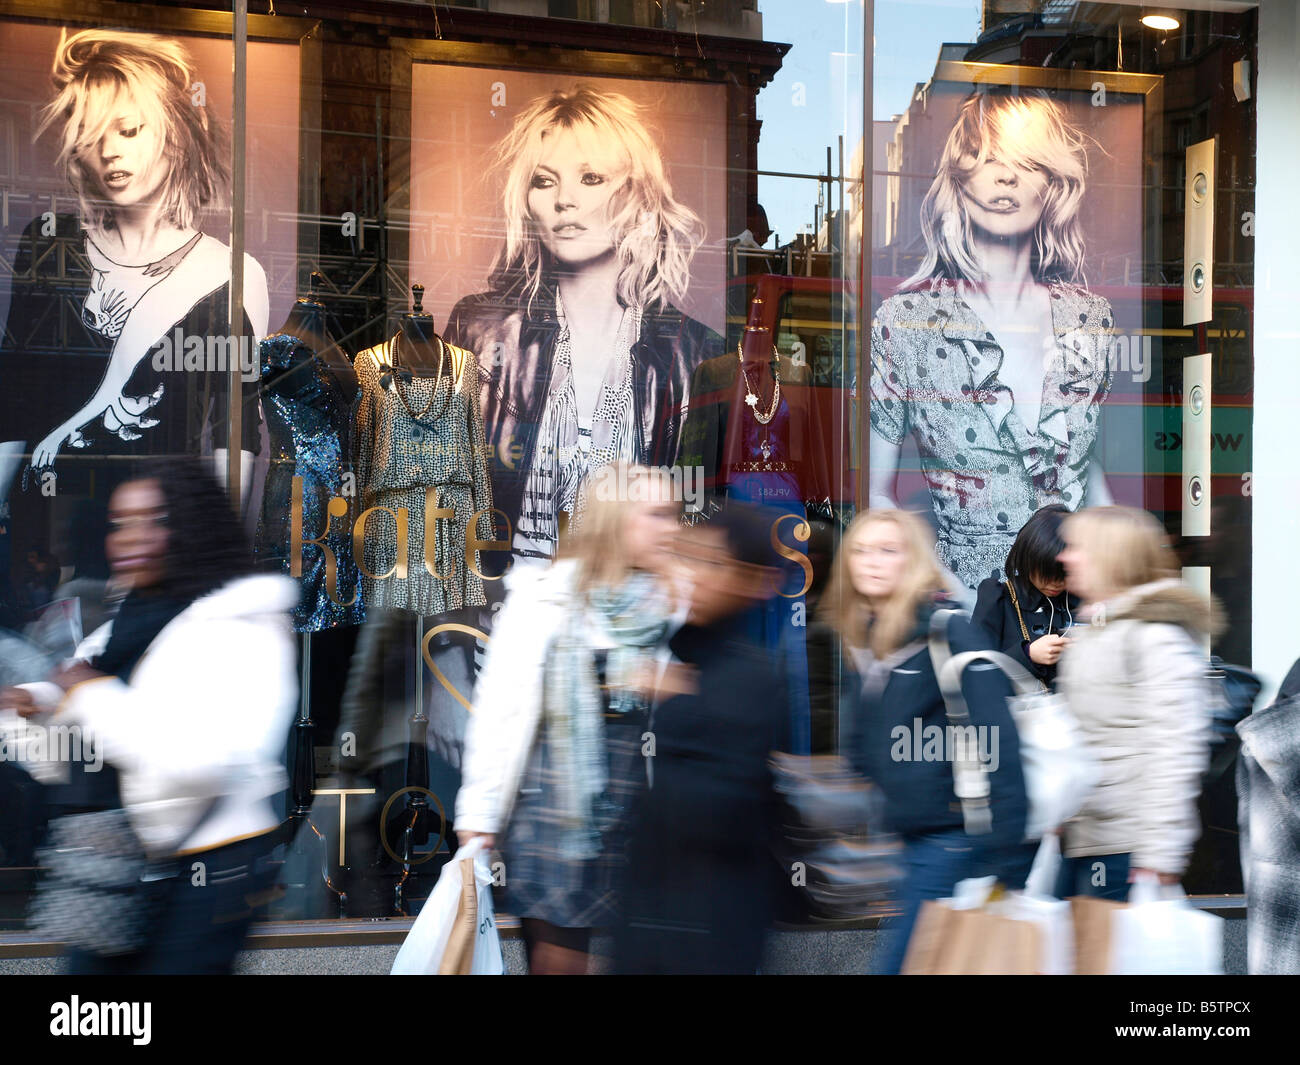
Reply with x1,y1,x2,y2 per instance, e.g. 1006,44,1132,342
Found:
444,284,723,569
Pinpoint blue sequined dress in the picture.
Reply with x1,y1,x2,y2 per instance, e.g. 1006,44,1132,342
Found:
254,333,365,632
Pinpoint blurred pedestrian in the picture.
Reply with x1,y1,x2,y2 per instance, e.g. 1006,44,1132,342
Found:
829,509,1029,974
614,505,790,974
0,458,297,973
454,463,683,974
1237,654,1300,973
972,504,1079,690
1055,505,1215,899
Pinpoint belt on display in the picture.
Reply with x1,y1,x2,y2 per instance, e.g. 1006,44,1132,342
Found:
727,461,795,473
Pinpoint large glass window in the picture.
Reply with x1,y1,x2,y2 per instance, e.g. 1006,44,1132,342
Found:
0,0,1262,942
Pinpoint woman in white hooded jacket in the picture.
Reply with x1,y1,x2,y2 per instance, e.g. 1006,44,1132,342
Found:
0,458,297,973
1054,505,1216,899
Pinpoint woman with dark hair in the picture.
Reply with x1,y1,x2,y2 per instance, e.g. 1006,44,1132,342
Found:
971,504,1080,689
613,505,792,974
0,457,296,974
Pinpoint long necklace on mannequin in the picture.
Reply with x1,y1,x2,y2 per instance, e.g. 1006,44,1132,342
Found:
379,334,451,440
738,342,780,462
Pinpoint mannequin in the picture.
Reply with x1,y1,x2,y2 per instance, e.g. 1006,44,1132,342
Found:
254,275,363,633
678,296,838,755
390,284,452,380
342,284,496,909
278,273,356,385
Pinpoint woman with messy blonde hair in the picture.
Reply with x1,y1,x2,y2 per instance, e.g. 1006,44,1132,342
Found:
446,84,720,570
828,508,1030,973
2,28,267,484
869,89,1115,602
903,91,1090,291
488,86,704,318
454,463,684,973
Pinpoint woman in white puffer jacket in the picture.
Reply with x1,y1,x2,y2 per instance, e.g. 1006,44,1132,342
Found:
1,458,297,974
1054,506,1217,900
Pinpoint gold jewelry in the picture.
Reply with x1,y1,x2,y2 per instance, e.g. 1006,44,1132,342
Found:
384,335,449,423
737,341,780,425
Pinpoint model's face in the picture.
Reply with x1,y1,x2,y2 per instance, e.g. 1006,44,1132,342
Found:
960,147,1049,240
527,128,625,269
84,94,169,211
847,521,909,602
1057,533,1093,601
105,478,170,590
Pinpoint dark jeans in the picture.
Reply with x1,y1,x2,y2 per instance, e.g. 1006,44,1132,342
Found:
1054,851,1132,902
66,829,281,975
877,828,977,975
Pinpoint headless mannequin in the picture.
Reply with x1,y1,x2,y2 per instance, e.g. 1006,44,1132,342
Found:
276,292,358,398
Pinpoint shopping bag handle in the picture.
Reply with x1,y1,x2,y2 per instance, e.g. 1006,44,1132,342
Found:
1128,871,1185,904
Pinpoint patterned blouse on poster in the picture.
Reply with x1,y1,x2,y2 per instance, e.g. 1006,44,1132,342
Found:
870,279,1114,590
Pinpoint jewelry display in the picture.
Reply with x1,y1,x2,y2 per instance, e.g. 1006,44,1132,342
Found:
738,341,782,461
737,341,781,425
379,334,451,426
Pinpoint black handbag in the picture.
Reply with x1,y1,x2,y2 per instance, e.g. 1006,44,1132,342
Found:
768,751,902,921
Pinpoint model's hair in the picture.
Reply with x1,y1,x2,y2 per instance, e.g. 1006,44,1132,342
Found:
564,463,679,596
118,457,255,604
903,90,1089,291
1060,506,1179,602
37,29,229,232
822,509,946,658
488,85,705,315
1004,504,1069,602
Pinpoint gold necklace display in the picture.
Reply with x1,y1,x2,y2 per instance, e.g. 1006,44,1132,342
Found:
382,334,449,424
737,341,780,425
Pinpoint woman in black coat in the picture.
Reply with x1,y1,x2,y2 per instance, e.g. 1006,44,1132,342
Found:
971,505,1081,690
614,507,790,975
830,509,1029,974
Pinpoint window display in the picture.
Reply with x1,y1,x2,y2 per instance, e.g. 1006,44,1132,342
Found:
0,0,1275,974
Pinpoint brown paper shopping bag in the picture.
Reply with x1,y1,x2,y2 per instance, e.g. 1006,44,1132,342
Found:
1071,899,1123,972
436,856,479,975
1070,896,1125,974
902,900,1045,974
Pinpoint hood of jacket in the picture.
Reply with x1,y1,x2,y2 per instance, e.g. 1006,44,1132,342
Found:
1102,577,1223,640
179,574,300,625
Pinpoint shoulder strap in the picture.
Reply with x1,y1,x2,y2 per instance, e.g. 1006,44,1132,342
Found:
926,608,957,683
927,610,992,836
1004,579,1032,643
1005,580,1050,692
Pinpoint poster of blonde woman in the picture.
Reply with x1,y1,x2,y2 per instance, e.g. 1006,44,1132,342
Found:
0,25,301,506
870,83,1148,597
408,68,728,567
